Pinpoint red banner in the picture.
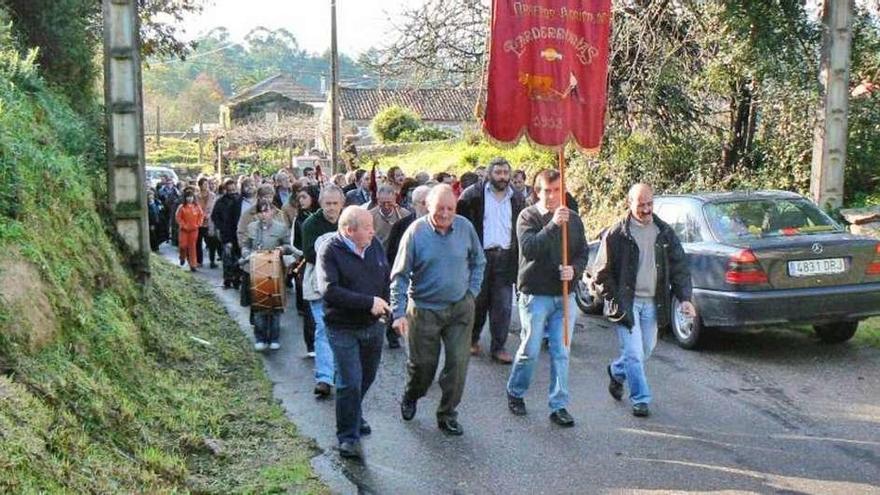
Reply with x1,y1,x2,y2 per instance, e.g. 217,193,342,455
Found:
482,0,612,151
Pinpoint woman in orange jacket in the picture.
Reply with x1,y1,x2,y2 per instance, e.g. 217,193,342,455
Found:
175,188,205,271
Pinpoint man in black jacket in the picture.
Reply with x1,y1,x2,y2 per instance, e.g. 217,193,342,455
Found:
211,179,244,289
593,183,694,418
457,158,526,363
316,207,391,461
506,169,588,427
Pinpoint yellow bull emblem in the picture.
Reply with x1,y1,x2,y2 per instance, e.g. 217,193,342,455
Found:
518,73,556,99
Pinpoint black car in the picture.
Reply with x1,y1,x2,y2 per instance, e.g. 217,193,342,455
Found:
576,190,880,349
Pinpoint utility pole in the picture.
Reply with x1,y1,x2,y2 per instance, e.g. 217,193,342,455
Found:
156,105,161,147
810,0,854,211
330,0,341,175
103,0,150,284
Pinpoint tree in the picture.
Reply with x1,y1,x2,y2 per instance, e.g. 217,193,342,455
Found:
364,0,489,87
2,0,204,110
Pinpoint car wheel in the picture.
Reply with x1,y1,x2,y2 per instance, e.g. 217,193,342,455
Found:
813,321,858,344
574,277,602,315
670,298,707,350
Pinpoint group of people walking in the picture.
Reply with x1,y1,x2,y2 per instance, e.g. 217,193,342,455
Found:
151,159,694,462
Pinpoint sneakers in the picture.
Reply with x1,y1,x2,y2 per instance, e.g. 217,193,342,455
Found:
269,342,281,350
632,403,650,417
305,351,316,358
254,342,267,351
607,365,623,401
507,394,527,416
549,408,575,427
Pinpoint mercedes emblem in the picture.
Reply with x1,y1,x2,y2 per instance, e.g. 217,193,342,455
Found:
811,243,823,254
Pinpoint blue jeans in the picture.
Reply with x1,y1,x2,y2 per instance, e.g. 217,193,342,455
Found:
327,322,384,445
507,293,576,412
610,297,658,405
310,300,335,385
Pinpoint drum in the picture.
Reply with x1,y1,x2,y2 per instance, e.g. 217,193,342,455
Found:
250,250,287,311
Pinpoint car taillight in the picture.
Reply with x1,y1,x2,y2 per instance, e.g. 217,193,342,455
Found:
726,249,769,285
866,243,880,275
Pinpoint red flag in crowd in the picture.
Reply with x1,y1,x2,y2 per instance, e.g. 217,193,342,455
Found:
482,0,612,151
369,162,378,200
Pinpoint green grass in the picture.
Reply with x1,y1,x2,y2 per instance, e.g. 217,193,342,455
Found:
373,138,556,176
855,318,880,348
0,32,326,493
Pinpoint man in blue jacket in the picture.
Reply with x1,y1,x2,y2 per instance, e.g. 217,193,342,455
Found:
316,207,392,461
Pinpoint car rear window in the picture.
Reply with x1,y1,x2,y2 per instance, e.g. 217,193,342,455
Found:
704,198,842,241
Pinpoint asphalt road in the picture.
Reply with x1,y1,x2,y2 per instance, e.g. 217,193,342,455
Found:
161,247,880,494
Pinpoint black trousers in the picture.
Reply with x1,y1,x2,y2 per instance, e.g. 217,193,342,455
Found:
197,227,219,265
222,240,241,285
472,248,514,353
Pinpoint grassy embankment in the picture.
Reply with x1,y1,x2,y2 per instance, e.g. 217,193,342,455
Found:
0,28,326,494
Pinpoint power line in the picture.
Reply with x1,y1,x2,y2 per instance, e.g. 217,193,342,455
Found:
148,43,240,67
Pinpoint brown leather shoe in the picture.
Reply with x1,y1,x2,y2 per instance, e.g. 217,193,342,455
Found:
470,343,482,356
491,350,513,364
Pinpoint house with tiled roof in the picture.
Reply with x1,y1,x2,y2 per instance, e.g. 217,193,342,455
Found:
321,87,480,145
221,73,325,128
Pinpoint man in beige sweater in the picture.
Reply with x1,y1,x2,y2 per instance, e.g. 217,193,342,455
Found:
369,184,410,251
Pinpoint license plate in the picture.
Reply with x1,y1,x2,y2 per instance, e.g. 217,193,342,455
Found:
788,258,846,277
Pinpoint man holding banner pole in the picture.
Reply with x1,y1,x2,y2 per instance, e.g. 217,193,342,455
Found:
506,169,587,425
481,0,612,346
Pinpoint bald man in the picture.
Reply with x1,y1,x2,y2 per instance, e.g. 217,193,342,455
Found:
316,207,391,460
390,185,486,436
594,183,694,418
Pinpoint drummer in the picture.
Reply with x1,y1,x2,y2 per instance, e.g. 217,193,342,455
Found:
241,199,295,351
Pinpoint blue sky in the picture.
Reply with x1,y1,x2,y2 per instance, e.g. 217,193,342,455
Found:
180,0,427,56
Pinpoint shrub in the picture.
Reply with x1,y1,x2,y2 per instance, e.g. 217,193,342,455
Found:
371,105,422,143
398,126,455,142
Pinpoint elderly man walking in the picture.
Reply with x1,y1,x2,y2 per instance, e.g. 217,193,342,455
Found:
594,183,694,418
370,184,410,249
316,207,391,461
391,185,486,436
370,184,410,349
457,157,525,363
386,185,431,267
302,185,346,398
506,169,588,427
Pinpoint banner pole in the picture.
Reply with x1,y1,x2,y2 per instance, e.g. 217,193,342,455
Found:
559,147,570,347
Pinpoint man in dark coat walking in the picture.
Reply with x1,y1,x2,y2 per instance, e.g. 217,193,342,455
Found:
457,157,526,363
211,179,244,289
593,183,694,418
316,207,391,461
